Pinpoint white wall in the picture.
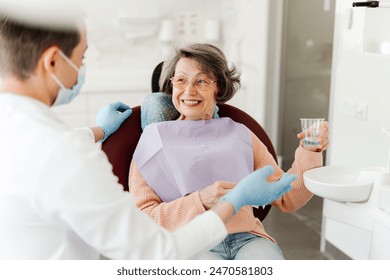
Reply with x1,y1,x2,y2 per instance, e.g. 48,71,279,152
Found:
52,0,271,129
327,0,390,168
224,0,270,126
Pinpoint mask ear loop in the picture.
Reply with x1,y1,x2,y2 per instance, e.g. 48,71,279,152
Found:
59,51,79,72
52,51,82,90
51,73,66,89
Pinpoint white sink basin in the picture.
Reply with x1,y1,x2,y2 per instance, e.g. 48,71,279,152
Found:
303,166,376,202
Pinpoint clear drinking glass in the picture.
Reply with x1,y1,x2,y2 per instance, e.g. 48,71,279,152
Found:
300,118,325,148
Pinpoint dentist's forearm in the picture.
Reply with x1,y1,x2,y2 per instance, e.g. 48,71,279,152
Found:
90,126,105,143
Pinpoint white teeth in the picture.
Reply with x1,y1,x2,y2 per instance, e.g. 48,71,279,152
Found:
183,100,200,104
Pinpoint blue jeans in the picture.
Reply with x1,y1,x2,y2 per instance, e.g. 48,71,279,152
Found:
195,232,284,260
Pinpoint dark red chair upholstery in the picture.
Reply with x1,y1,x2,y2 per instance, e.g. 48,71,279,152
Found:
101,105,141,192
101,63,278,221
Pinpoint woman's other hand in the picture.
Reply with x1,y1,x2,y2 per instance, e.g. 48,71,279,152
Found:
199,181,235,210
219,166,296,213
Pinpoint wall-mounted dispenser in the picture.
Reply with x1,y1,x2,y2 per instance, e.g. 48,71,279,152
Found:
159,19,175,56
159,19,175,43
352,1,390,8
204,19,220,43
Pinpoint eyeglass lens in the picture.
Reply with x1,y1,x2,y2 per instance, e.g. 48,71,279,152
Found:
171,76,215,91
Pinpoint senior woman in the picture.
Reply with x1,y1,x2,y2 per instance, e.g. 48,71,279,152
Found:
129,43,329,260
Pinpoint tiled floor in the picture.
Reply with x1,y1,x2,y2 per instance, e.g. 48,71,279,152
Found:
262,196,328,260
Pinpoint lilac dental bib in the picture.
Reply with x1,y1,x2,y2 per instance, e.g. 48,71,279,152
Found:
133,118,254,202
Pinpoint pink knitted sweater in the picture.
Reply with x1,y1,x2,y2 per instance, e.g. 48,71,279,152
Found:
129,132,323,243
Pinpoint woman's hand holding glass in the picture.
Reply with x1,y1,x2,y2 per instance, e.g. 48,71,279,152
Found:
297,120,329,152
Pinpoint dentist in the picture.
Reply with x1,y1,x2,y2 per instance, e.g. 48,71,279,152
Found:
0,13,295,259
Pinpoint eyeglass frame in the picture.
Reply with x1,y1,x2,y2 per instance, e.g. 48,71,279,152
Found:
170,75,217,91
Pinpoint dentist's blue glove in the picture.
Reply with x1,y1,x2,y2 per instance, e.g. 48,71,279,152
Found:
141,92,219,130
220,165,296,213
96,101,133,142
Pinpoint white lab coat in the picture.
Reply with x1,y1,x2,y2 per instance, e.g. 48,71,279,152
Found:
0,93,227,260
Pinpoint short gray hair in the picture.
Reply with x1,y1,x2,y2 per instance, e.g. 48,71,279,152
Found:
159,43,240,103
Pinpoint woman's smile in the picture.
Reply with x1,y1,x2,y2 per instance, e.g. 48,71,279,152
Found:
182,99,201,106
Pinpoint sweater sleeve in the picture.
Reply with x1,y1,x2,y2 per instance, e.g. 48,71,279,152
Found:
129,159,207,231
251,132,323,212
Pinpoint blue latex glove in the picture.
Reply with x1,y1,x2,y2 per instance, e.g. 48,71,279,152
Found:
220,165,296,213
96,101,132,142
141,92,219,130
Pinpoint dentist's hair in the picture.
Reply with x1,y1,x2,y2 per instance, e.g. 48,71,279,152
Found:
0,14,80,80
159,43,241,103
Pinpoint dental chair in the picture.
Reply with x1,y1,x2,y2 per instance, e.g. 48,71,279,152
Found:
101,62,277,221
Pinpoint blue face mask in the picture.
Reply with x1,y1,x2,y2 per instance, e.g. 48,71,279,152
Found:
51,51,85,107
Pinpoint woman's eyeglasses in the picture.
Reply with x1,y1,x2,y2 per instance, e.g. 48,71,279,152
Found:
170,76,216,91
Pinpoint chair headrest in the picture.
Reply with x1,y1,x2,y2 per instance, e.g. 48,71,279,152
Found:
151,61,164,93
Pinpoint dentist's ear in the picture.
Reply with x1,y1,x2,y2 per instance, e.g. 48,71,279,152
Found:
42,46,61,72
